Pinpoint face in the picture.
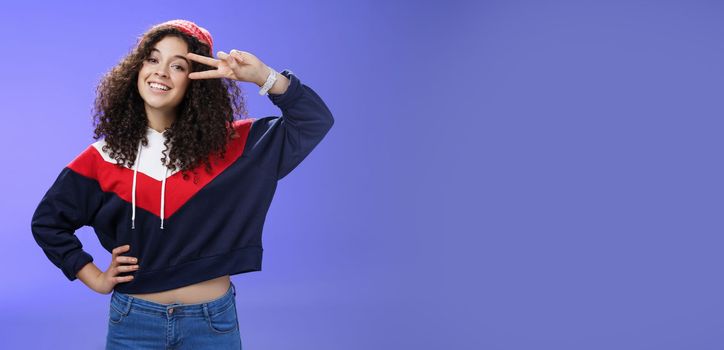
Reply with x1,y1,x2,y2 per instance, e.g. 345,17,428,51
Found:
136,35,192,117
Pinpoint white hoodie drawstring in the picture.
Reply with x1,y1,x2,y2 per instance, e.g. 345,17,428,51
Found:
131,135,171,230
131,140,142,230
160,158,169,229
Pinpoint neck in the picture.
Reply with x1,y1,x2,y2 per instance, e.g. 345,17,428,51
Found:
145,107,176,132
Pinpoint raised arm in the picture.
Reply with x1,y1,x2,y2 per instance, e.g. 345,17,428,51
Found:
185,50,334,180
245,69,335,180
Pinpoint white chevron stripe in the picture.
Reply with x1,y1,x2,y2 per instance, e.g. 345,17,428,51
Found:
92,127,180,181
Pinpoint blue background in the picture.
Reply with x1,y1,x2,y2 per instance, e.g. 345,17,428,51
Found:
1,0,723,348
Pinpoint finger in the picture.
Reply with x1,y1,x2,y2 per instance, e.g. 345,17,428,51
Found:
186,52,219,67
122,265,139,272
188,70,225,80
221,53,240,69
116,256,137,264
116,275,134,283
229,49,244,62
229,53,244,65
217,51,233,63
112,244,130,255
217,50,230,60
230,49,248,57
111,245,130,264
219,51,243,67
217,51,239,68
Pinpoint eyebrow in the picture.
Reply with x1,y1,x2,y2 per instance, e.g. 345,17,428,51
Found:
150,48,190,65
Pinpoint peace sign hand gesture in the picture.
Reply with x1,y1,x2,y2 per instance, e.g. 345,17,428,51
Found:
186,49,271,86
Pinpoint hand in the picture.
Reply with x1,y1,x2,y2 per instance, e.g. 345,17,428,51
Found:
92,244,139,294
186,49,272,86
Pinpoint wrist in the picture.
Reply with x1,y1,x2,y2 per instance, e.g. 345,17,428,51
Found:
255,66,272,87
77,261,102,291
256,66,290,95
266,73,290,95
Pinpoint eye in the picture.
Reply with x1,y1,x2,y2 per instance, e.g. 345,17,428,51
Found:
173,65,186,71
147,57,158,63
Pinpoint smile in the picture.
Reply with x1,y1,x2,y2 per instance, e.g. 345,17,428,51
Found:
148,82,171,91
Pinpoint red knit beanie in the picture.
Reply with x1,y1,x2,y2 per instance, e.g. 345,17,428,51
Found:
150,19,214,56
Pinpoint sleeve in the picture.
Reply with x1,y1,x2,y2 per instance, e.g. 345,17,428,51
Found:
244,69,335,180
30,156,104,281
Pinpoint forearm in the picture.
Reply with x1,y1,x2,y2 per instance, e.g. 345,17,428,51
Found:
260,69,334,180
76,261,102,292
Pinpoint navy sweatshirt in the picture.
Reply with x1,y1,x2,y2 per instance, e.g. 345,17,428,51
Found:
30,69,334,293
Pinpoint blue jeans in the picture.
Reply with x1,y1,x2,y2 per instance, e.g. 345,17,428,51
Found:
105,281,242,349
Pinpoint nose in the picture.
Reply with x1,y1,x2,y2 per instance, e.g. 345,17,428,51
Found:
154,68,169,78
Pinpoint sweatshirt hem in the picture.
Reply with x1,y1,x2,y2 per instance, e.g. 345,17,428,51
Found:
113,245,263,294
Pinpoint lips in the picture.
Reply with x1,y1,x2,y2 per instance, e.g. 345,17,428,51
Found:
148,81,172,93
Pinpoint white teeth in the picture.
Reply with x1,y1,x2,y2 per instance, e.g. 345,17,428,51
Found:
149,82,170,91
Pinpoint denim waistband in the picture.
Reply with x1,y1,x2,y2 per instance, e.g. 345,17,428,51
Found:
110,280,237,318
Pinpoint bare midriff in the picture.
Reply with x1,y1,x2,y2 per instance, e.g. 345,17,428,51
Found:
127,274,231,305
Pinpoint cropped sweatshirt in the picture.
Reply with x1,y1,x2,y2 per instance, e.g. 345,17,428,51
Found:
30,69,334,294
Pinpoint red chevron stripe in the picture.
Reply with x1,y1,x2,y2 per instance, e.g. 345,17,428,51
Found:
67,119,253,219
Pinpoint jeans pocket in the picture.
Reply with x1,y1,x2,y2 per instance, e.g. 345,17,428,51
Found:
205,302,239,334
109,303,127,325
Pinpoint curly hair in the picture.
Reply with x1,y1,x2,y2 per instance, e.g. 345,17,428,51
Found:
91,25,248,184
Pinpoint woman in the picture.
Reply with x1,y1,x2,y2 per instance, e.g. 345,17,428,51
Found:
30,19,334,349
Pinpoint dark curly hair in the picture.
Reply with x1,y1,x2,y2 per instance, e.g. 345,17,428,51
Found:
91,25,248,184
